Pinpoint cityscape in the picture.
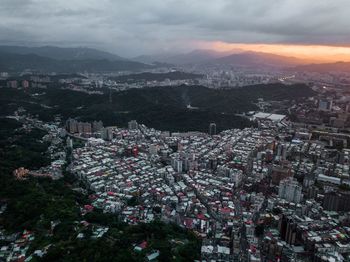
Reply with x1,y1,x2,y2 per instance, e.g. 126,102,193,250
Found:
1,1,350,262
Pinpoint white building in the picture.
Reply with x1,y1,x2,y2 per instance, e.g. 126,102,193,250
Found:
278,177,302,203
171,157,183,173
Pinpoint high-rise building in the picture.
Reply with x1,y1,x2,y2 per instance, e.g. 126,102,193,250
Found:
102,127,113,141
318,99,333,111
22,80,29,89
77,122,84,133
171,155,183,173
7,80,17,88
66,119,101,134
128,120,138,130
278,177,302,203
271,161,293,185
276,143,288,160
209,155,218,169
323,191,350,211
278,215,298,245
92,120,103,132
209,122,217,136
75,122,92,134
66,119,78,133
82,122,92,133
0,72,8,78
66,137,73,148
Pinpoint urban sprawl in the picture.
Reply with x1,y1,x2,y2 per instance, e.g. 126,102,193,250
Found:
2,101,350,261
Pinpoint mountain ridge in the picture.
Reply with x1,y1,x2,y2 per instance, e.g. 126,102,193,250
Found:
0,51,152,73
133,49,235,65
291,61,350,73
0,45,127,61
134,49,309,67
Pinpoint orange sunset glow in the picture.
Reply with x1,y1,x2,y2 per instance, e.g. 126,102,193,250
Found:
197,41,350,63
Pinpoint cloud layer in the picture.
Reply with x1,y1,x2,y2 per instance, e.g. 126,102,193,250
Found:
1,0,349,56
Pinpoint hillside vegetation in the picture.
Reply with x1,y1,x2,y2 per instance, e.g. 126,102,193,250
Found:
0,83,314,132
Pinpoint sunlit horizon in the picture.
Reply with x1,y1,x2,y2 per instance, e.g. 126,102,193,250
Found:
195,41,350,63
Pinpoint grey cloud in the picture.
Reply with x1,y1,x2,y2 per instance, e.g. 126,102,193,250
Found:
0,0,349,56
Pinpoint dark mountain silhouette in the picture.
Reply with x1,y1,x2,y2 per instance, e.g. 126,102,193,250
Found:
0,52,152,73
0,45,127,61
134,49,235,65
135,49,307,68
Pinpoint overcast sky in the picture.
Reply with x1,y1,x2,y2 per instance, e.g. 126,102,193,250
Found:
1,0,350,57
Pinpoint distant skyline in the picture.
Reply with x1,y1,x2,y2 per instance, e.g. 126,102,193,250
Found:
1,0,350,62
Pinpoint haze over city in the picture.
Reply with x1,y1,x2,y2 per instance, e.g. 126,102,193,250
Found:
1,0,350,61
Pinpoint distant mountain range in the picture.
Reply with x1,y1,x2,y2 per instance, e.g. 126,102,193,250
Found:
135,49,350,72
210,51,307,67
133,49,309,68
134,49,236,65
292,61,350,73
0,45,151,73
2,45,350,73
0,45,127,61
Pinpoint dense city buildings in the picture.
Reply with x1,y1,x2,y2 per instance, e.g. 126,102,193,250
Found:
2,0,350,260
2,68,350,261
2,43,350,262
57,114,350,261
